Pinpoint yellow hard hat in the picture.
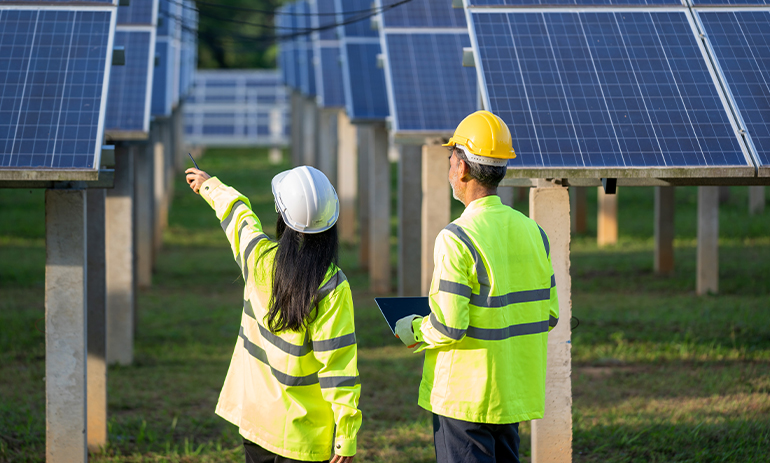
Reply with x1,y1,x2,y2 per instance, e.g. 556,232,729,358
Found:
443,110,516,166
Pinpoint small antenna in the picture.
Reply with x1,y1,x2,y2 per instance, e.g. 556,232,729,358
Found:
187,152,200,170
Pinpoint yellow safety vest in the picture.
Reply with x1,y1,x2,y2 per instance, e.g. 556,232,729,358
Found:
200,177,362,460
414,195,559,424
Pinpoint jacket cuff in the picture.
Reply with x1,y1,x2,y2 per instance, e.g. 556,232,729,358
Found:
412,317,424,343
200,177,223,208
333,435,356,457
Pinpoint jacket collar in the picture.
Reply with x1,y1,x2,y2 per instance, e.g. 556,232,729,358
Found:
462,195,502,217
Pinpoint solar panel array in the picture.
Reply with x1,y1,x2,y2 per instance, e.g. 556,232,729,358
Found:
463,0,770,178
311,0,346,108
105,0,156,138
377,0,477,136
184,70,290,147
0,6,115,174
151,0,197,118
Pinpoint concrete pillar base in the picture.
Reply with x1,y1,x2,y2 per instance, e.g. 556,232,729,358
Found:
749,186,765,215
529,182,573,463
570,186,587,234
369,123,391,294
357,126,371,270
654,186,675,275
697,186,719,295
337,112,358,244
421,145,451,296
597,186,618,247
398,144,422,297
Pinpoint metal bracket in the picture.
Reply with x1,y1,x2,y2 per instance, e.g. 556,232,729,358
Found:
112,46,125,66
462,48,475,67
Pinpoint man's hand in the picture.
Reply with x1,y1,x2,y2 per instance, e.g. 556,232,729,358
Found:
330,454,354,463
395,314,422,348
185,168,211,194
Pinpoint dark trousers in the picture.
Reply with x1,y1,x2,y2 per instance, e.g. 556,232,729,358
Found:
433,413,520,463
243,438,329,463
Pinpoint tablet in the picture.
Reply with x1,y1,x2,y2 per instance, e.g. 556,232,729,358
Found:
374,297,432,334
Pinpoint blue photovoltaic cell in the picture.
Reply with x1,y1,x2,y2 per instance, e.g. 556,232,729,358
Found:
336,0,378,38
343,42,389,120
700,10,770,168
0,9,112,170
157,0,175,37
117,0,154,25
468,0,681,5
106,30,152,133
381,0,466,28
152,40,173,116
693,0,770,5
297,1,316,96
386,33,476,132
312,0,338,41
470,11,749,169
318,47,345,107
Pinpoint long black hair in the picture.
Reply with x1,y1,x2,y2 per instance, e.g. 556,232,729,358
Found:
265,215,339,333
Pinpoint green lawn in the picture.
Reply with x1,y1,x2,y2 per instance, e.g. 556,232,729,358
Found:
1,148,769,462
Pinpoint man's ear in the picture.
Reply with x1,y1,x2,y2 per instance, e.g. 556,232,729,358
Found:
458,158,472,182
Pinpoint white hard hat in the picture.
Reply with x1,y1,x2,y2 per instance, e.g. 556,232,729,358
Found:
271,166,339,234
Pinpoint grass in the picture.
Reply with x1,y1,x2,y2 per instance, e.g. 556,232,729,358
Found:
1,148,769,462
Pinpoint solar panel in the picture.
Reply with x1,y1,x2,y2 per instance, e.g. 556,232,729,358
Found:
467,9,755,177
468,0,683,5
341,42,390,121
297,0,316,96
691,0,770,5
336,0,379,38
698,9,770,175
117,0,155,25
156,0,175,37
316,47,346,108
380,0,466,28
151,39,173,116
383,32,477,134
105,29,154,138
0,7,114,175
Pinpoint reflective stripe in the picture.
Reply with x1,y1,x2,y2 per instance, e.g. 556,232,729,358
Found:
319,376,360,388
551,274,556,288
244,299,256,319
439,279,472,299
241,235,265,280
238,327,319,387
318,269,347,300
259,323,312,356
444,224,491,301
466,320,550,341
471,288,551,308
429,312,466,341
538,225,550,259
221,200,247,232
313,333,356,352
549,315,558,328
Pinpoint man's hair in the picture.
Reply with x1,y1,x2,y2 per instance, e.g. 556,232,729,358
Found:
453,147,507,189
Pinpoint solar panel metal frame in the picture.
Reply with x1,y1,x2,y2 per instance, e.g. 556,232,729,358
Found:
464,5,759,182
693,7,770,177
0,5,117,181
104,25,156,140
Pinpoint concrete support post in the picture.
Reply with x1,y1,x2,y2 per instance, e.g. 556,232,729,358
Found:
529,180,572,463
173,105,185,172
597,186,618,247
153,123,167,257
749,186,765,215
269,108,284,165
302,98,319,167
318,109,339,187
135,143,154,288
86,189,107,452
357,125,371,270
106,146,135,365
421,145,451,296
291,91,304,167
398,144,422,297
697,186,719,295
570,187,587,234
654,186,675,275
45,188,88,463
369,123,391,294
498,186,514,208
337,112,358,244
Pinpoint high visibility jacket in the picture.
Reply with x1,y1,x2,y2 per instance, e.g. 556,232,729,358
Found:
200,177,362,460
414,195,559,424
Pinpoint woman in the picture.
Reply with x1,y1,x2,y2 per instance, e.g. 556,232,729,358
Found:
186,165,360,463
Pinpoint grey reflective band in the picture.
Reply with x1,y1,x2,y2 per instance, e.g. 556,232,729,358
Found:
466,320,550,341
241,235,266,280
258,323,312,356
439,279,472,299
471,287,551,308
549,315,558,328
312,332,356,352
243,299,256,319
319,375,360,389
318,269,347,300
551,274,556,288
221,200,247,232
238,327,319,387
538,226,550,259
443,224,491,296
430,312,466,340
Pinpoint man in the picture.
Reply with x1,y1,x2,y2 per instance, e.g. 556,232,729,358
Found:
394,110,559,463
